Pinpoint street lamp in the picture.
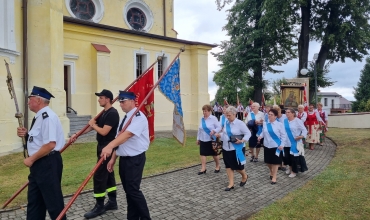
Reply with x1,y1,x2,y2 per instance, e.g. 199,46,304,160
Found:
300,53,319,105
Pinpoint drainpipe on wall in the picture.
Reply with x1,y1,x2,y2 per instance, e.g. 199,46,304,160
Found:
163,0,166,37
22,0,28,128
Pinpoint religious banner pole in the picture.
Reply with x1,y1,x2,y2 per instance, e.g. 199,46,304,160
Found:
1,56,164,209
56,48,185,220
4,60,28,158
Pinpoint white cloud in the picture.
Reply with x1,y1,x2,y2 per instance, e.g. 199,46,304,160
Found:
174,0,364,102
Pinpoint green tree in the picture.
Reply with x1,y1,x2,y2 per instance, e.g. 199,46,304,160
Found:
353,57,370,112
212,0,296,104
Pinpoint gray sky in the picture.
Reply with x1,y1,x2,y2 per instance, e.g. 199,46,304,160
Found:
174,0,365,101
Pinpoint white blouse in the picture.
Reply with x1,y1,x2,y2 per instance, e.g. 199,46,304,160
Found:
297,111,307,123
219,119,251,151
197,115,221,142
245,111,264,123
283,118,308,147
276,114,287,123
259,120,287,149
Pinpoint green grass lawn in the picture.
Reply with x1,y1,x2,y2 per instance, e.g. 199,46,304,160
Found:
249,128,370,220
0,136,203,208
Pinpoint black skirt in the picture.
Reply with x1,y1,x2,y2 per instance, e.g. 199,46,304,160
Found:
199,141,216,156
248,132,263,148
222,148,245,170
264,146,283,165
290,155,308,173
282,147,291,166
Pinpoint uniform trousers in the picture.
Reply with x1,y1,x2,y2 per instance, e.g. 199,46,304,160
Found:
27,151,65,220
119,152,151,220
237,112,244,121
94,143,117,199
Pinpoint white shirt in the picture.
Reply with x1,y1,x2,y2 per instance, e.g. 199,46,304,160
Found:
197,115,221,142
245,111,264,123
27,106,65,156
276,114,287,123
318,109,328,122
213,105,218,112
115,108,149,157
297,111,307,123
219,119,251,151
259,120,287,148
245,106,251,114
283,118,308,147
237,105,244,112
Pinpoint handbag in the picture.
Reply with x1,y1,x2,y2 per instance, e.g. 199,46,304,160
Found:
229,134,244,143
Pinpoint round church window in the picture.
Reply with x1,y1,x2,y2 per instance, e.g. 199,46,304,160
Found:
70,0,96,21
127,8,147,31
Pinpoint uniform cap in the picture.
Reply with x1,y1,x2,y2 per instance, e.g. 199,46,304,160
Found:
119,91,136,101
28,86,55,100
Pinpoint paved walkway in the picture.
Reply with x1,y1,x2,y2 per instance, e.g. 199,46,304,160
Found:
0,138,336,220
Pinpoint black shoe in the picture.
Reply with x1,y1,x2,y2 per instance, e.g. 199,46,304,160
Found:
84,204,106,219
224,186,234,191
214,169,220,173
271,181,277,185
281,167,287,171
198,170,207,175
240,176,248,187
250,156,255,162
253,158,259,162
104,200,118,211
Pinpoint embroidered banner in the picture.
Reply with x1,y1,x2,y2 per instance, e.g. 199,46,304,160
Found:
158,59,186,145
128,68,155,141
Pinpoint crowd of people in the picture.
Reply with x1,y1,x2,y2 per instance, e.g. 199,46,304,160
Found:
196,101,328,190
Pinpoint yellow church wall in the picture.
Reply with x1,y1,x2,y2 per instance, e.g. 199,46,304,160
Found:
0,0,27,155
63,0,176,38
63,22,212,131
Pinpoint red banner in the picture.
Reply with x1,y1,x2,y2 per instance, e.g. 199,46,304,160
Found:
128,68,155,141
303,83,308,111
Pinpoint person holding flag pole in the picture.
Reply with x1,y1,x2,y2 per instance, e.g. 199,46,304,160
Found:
55,49,185,220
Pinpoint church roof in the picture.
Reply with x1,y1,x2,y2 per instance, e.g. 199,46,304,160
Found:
63,16,217,48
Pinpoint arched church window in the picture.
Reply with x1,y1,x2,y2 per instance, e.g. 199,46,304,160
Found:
70,0,96,21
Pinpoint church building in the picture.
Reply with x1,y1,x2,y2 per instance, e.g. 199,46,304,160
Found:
0,0,214,155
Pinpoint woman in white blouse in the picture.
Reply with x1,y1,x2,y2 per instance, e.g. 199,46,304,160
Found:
297,105,307,123
197,104,222,175
283,108,308,178
258,109,287,184
215,106,251,191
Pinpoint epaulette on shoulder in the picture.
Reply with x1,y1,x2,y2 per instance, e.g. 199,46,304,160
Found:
136,112,141,117
42,112,49,119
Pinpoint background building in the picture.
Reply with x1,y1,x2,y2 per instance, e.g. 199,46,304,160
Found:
0,0,214,155
318,92,352,113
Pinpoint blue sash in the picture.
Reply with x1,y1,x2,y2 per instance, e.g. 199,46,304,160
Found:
251,112,263,136
220,115,226,128
266,122,284,157
202,118,216,141
284,119,299,156
265,113,268,123
225,122,246,165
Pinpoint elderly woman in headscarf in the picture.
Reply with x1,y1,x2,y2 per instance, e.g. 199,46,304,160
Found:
215,106,251,191
197,104,222,175
258,109,287,184
283,108,308,178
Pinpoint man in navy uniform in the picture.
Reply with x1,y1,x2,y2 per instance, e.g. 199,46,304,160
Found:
101,91,151,220
70,89,119,219
17,86,66,220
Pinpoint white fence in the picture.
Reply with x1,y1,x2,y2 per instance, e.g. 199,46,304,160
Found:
328,113,370,128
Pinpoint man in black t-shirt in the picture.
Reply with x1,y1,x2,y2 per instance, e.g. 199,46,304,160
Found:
70,89,119,219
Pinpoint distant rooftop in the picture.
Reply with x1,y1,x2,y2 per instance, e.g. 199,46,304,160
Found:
318,92,341,96
339,97,352,105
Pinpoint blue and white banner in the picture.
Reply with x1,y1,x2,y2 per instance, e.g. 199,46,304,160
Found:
158,59,186,145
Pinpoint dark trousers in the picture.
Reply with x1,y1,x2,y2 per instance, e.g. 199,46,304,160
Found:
94,144,117,199
237,112,244,121
27,152,65,220
119,152,151,220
